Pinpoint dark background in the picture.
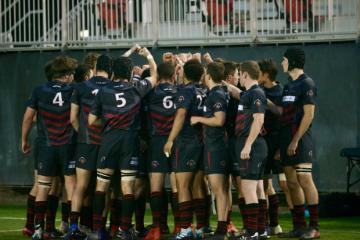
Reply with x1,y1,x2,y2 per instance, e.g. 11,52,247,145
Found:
0,41,359,192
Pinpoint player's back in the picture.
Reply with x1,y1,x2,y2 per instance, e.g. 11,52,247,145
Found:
74,76,110,144
33,80,73,146
147,82,177,136
96,80,144,133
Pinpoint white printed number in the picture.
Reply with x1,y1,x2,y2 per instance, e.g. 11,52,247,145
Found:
163,96,174,109
53,92,64,106
115,93,126,108
92,89,99,96
197,95,203,110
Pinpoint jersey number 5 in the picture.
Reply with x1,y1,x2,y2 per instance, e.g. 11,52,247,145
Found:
53,92,64,106
115,93,126,108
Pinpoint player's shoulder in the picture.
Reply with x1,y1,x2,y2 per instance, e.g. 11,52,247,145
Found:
301,74,316,88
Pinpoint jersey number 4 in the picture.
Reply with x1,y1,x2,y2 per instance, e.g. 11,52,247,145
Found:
53,92,64,106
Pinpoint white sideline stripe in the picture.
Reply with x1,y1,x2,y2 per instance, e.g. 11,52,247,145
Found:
0,229,22,233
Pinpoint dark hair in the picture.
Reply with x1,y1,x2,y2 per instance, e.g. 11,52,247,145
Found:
83,52,100,69
223,61,237,79
141,68,151,79
284,47,305,70
51,56,78,78
206,62,225,83
183,59,204,83
74,64,91,83
258,59,278,82
96,54,112,75
113,57,133,80
44,60,53,81
157,62,175,80
239,61,260,80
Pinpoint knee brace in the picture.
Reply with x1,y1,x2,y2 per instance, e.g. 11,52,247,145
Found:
121,170,137,181
295,167,312,174
38,180,52,188
97,171,112,183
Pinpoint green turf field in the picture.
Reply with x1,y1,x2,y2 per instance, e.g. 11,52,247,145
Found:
0,204,359,239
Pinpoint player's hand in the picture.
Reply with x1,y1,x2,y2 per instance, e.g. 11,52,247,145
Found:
287,140,298,156
163,52,174,63
240,144,251,160
163,141,173,158
192,53,201,63
22,140,31,155
138,47,151,58
274,149,281,160
190,116,201,126
132,43,141,52
203,52,213,64
133,66,143,76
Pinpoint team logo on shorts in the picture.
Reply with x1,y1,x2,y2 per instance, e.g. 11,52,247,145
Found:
79,157,86,164
308,150,313,158
220,160,226,167
38,162,43,169
178,96,185,102
152,161,160,168
187,159,196,168
100,156,106,162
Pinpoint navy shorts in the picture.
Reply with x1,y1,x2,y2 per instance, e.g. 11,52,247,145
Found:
97,130,138,171
37,140,76,177
264,133,284,177
148,136,171,173
172,136,201,173
280,126,314,167
74,143,99,171
235,137,267,180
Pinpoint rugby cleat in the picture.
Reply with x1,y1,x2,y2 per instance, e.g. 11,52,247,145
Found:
300,228,320,240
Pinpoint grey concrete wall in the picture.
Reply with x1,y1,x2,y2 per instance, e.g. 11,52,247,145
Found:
0,42,359,192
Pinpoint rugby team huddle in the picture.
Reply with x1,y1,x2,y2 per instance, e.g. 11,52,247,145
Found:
21,45,320,240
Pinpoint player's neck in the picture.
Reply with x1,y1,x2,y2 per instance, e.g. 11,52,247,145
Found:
96,71,109,79
208,81,220,90
244,80,257,90
263,80,277,89
289,69,304,81
159,78,172,84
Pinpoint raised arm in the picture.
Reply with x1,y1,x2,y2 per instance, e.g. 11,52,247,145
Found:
138,47,157,87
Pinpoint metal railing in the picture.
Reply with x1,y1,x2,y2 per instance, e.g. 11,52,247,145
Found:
0,0,359,50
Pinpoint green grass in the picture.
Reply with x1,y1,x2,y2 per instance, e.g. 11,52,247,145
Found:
0,205,360,239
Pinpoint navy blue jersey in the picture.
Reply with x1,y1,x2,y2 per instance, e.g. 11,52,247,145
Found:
235,85,267,137
203,85,229,146
27,80,74,146
175,83,205,139
262,84,282,135
147,82,177,136
225,95,239,138
281,74,316,132
71,76,110,144
91,79,152,133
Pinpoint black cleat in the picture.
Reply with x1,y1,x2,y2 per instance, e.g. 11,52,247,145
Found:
279,228,306,238
300,228,320,240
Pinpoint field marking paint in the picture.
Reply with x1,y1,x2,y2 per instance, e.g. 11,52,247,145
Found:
0,229,22,233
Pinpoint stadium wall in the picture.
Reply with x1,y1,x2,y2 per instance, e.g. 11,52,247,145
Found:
0,42,359,192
